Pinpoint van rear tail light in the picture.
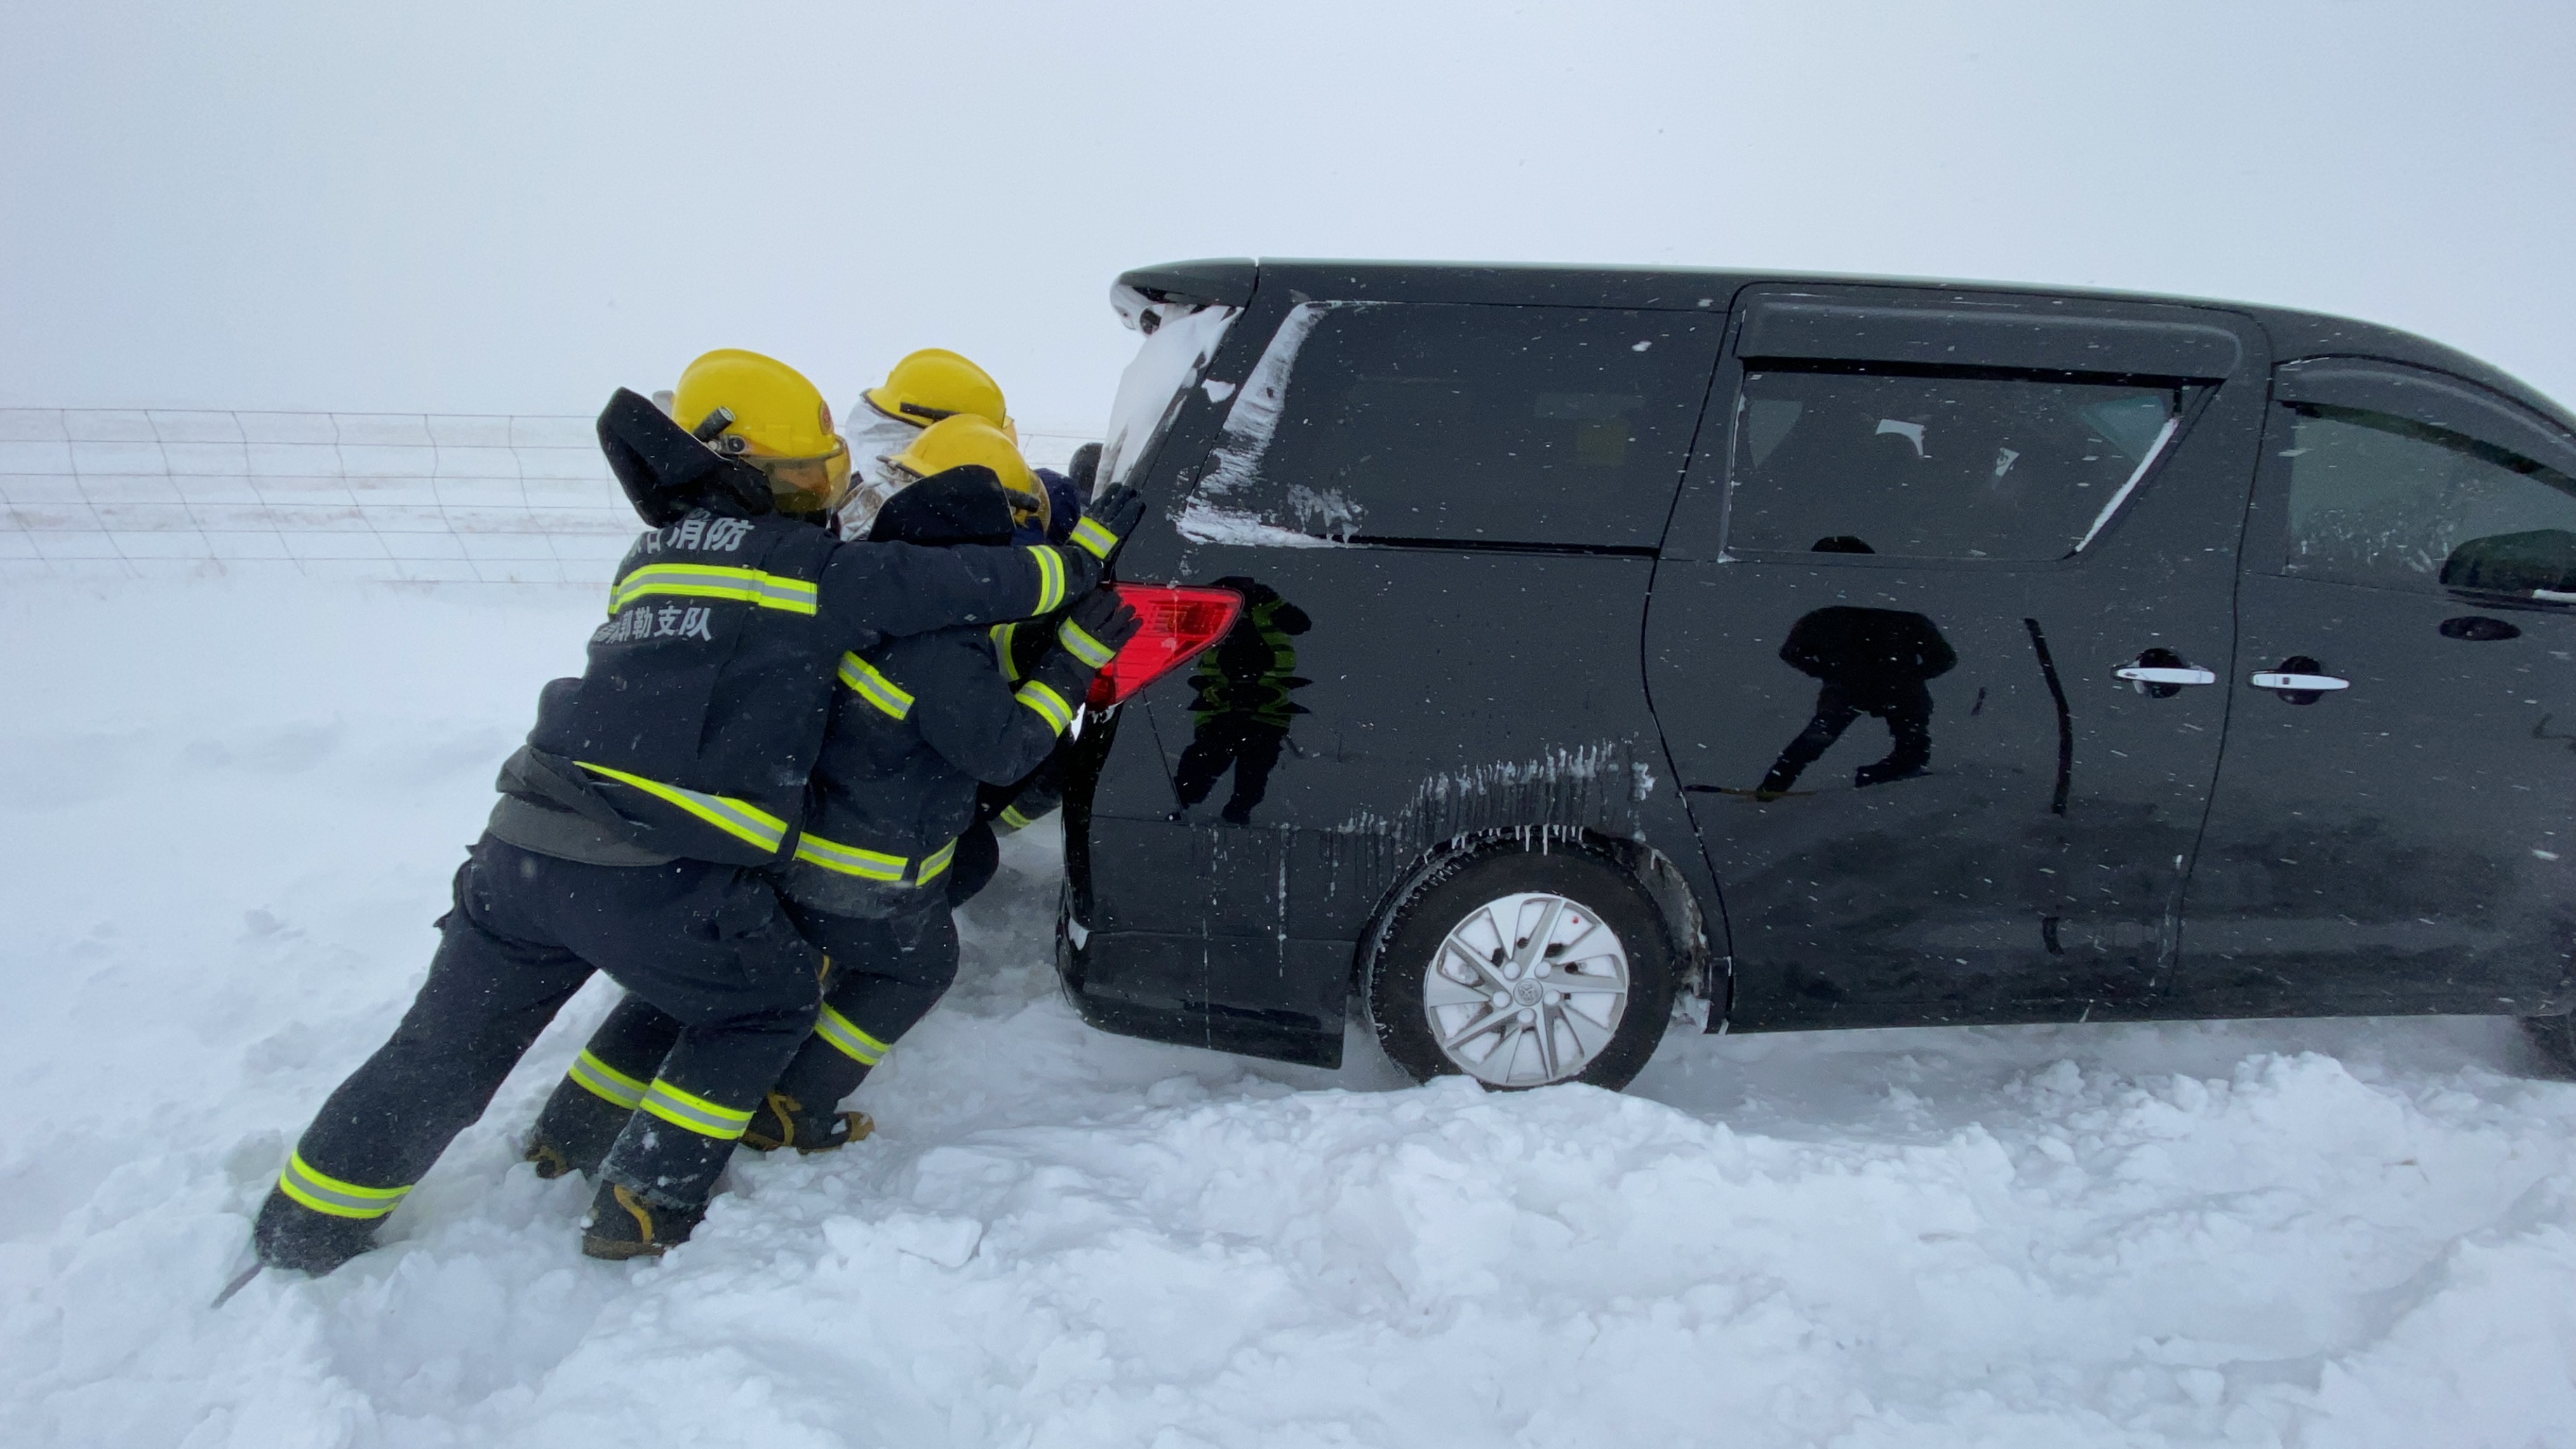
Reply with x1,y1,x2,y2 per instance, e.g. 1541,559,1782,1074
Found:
1087,584,1242,708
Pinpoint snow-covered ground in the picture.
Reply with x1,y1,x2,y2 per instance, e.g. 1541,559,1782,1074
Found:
2,577,2572,1448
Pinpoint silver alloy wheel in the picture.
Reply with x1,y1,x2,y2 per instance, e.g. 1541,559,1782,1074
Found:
1421,890,1632,1086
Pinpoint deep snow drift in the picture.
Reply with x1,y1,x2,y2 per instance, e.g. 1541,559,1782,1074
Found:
1,577,2572,1448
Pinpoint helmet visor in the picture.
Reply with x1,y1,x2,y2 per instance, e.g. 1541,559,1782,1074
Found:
755,436,853,516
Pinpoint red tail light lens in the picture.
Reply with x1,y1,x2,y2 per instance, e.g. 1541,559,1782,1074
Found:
1087,584,1243,708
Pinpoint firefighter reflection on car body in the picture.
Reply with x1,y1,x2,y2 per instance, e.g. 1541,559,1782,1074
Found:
1756,560,1958,800
1174,578,1310,823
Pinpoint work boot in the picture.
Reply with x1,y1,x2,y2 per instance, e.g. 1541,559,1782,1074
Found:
523,1082,631,1180
580,1180,707,1262
253,1188,380,1276
738,1091,875,1155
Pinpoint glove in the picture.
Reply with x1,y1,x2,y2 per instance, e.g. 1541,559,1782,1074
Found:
1019,587,1141,734
1065,484,1146,565
1058,587,1142,666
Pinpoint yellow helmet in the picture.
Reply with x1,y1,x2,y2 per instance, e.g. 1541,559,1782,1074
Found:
862,349,1012,432
885,415,1045,530
672,349,852,515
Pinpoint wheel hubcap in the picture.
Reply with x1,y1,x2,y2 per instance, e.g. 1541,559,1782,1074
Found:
1421,890,1630,1086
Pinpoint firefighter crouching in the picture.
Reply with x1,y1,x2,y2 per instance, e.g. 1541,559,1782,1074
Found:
944,439,1103,905
254,351,1145,1271
525,422,1138,1160
838,350,1096,906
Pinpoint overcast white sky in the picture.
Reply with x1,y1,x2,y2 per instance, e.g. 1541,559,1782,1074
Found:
4,0,2570,429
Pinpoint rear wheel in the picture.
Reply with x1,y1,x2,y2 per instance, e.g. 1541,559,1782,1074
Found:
1364,842,1675,1091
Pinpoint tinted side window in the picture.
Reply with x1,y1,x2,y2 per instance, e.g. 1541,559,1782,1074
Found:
1186,303,1718,548
2279,403,2576,594
1724,366,2183,560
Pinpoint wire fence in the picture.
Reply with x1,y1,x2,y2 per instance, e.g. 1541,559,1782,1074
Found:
0,408,1099,585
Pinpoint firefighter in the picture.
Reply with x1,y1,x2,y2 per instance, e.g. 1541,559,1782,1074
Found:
525,424,1136,1162
842,349,1014,534
253,351,1144,1272
946,440,1106,906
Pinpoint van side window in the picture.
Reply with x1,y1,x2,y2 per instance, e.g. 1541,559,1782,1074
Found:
2278,403,2576,595
1722,366,2185,560
1187,303,1717,549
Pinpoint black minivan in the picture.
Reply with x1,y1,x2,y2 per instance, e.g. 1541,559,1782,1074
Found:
1055,258,2576,1091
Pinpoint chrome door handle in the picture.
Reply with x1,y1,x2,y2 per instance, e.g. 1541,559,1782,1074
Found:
2250,671,2349,692
2117,647,2215,698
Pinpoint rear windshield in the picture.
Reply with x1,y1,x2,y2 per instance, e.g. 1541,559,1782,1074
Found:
1183,302,1719,548
1099,301,1240,494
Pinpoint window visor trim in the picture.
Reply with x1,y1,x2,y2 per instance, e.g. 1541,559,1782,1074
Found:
2274,358,2576,473
1741,301,2241,381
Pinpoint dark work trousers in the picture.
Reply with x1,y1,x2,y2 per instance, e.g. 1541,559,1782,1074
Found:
530,872,958,1166
283,834,822,1218
1759,681,1936,795
944,818,1002,908
1173,717,1288,824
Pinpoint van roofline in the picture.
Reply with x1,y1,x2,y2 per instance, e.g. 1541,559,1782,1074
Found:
1115,257,2573,436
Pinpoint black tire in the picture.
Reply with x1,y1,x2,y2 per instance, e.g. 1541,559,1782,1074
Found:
1364,840,1675,1091
2523,1013,2576,1079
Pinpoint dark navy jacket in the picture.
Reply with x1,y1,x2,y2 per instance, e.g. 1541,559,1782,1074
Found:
781,472,1101,891
509,506,1073,866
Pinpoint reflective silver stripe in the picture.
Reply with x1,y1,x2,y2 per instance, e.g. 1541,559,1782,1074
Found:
793,830,958,886
1031,548,1066,613
609,563,819,616
750,572,819,612
1068,515,1118,560
277,1150,411,1220
793,831,908,881
1014,678,1074,734
991,623,1024,683
836,652,914,719
568,1049,648,1109
815,1004,890,1065
1056,618,1115,669
915,837,957,884
575,761,789,854
638,1079,754,1140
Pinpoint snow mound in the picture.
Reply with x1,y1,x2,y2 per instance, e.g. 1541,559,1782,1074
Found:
1,577,2572,1448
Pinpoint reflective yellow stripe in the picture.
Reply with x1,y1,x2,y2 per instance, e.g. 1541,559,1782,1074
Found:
836,652,914,720
638,1079,755,1141
991,623,1024,684
815,1004,890,1065
1014,678,1074,735
998,804,1038,831
1030,547,1066,614
1056,617,1115,669
793,831,909,881
1068,515,1119,560
609,563,818,616
276,1150,411,1220
575,761,789,854
791,830,960,885
915,837,957,884
568,1049,648,1110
